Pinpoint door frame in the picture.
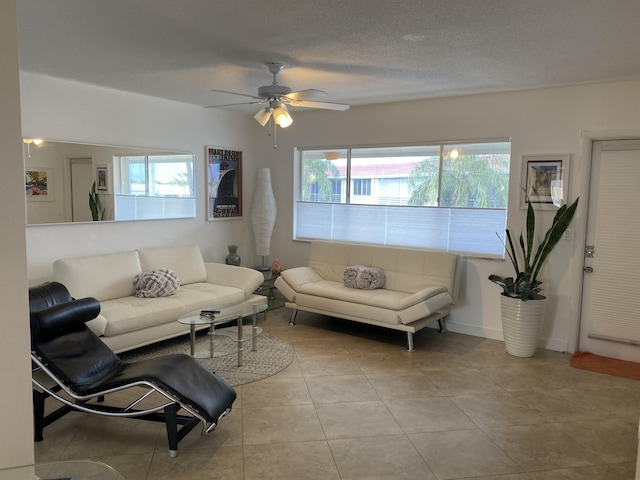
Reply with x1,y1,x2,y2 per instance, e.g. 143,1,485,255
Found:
570,129,640,352
63,155,94,222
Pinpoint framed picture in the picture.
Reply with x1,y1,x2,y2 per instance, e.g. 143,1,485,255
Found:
25,167,54,201
521,154,570,210
96,165,109,192
207,146,242,220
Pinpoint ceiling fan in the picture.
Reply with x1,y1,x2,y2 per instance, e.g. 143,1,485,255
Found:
206,62,350,129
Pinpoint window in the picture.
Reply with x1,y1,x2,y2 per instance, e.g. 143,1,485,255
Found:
113,153,196,221
116,154,195,197
352,178,371,196
295,141,511,256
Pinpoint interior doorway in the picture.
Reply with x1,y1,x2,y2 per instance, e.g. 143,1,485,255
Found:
70,157,93,222
578,139,640,362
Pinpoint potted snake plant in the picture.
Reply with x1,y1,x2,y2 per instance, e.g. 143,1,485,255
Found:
89,181,105,221
489,197,579,356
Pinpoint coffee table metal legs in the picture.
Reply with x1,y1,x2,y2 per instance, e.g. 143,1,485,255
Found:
252,304,258,352
189,325,196,356
209,322,216,357
186,309,262,365
236,305,259,367
237,315,243,367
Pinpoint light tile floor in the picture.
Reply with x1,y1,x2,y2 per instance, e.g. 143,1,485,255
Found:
34,308,640,479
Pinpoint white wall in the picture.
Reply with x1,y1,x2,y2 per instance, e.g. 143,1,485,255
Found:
0,0,35,473
19,65,640,356
257,80,640,353
20,72,263,284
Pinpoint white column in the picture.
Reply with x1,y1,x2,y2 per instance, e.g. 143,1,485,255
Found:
0,0,36,475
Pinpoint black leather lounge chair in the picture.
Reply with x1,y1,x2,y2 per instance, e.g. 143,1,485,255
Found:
29,282,237,457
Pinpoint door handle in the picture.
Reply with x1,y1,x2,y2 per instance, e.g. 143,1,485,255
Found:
584,266,593,274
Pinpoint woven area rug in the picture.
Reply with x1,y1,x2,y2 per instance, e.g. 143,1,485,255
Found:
120,330,294,387
570,352,640,381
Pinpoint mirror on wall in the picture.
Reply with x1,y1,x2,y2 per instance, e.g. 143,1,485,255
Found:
24,140,197,225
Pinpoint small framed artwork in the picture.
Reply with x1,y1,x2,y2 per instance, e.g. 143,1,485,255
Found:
521,154,570,210
207,146,242,220
96,165,109,192
25,167,54,201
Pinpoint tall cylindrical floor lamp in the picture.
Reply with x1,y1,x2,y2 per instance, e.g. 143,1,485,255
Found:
250,168,276,274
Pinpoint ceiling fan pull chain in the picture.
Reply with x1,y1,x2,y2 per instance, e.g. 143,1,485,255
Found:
273,116,278,148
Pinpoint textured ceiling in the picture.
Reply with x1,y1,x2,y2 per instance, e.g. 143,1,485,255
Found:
16,0,640,114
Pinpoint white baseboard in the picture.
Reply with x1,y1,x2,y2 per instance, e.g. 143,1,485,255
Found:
443,321,569,353
443,321,503,340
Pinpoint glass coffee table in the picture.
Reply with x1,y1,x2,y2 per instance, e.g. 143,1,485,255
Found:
0,459,125,480
178,302,267,367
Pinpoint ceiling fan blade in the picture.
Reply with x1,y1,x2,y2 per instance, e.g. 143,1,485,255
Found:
204,100,266,109
288,99,350,111
285,89,328,101
210,89,263,101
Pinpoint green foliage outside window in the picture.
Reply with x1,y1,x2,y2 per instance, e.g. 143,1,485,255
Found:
301,157,340,202
408,154,509,208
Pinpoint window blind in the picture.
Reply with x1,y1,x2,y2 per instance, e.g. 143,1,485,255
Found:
294,202,506,256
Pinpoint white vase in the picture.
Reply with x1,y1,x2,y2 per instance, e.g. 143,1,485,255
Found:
250,168,276,263
500,295,547,357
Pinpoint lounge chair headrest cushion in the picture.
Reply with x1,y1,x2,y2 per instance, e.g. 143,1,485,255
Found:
30,297,101,343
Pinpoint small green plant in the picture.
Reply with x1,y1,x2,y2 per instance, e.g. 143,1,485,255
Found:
89,181,105,221
489,197,579,300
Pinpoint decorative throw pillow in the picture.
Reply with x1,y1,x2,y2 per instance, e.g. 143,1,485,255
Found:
343,265,386,290
133,268,179,298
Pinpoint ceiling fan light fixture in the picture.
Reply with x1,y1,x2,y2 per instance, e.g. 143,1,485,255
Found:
254,108,272,126
273,104,293,128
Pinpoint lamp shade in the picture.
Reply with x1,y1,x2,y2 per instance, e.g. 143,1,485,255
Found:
250,168,277,259
272,104,293,128
254,108,271,126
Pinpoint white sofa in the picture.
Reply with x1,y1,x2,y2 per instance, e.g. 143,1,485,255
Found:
274,241,462,351
52,244,266,353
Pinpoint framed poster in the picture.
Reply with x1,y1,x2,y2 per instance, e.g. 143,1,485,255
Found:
207,146,242,219
96,165,109,192
521,154,570,210
25,167,54,201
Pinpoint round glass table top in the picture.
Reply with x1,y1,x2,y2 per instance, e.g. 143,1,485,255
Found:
178,302,267,326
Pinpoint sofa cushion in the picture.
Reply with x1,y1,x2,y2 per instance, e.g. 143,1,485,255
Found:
295,278,448,310
137,245,207,285
100,296,187,337
343,265,386,289
292,289,453,326
53,251,142,302
99,283,246,337
134,268,179,298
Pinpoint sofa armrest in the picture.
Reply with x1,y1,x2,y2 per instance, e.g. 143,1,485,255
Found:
204,263,264,297
280,266,324,290
275,267,324,303
394,286,450,310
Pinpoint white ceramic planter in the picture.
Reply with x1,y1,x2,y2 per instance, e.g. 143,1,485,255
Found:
500,295,547,357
